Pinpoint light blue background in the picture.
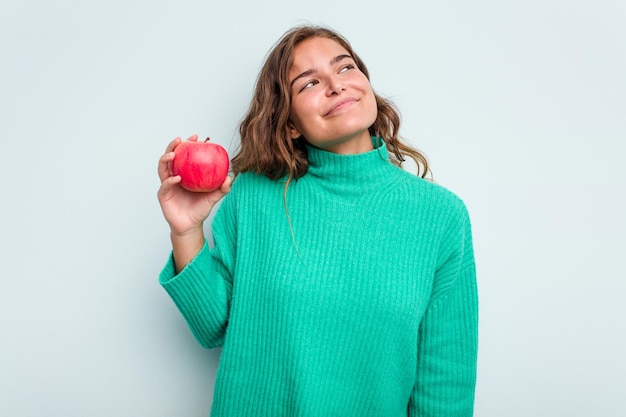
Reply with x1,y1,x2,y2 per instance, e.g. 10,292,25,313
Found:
1,0,625,415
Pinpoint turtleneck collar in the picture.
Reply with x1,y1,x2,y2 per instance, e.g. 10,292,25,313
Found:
303,137,399,196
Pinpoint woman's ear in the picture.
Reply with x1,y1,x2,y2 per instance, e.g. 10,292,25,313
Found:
286,121,301,140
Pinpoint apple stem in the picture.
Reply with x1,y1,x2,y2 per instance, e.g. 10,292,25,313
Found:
204,137,211,143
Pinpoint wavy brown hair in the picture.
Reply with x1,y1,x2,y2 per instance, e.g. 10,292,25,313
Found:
231,24,430,182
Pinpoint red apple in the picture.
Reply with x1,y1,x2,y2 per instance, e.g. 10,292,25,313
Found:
171,138,230,192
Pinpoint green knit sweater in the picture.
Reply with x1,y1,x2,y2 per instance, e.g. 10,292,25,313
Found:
159,138,478,417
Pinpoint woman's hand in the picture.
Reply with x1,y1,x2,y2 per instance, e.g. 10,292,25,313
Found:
157,134,231,237
158,134,231,272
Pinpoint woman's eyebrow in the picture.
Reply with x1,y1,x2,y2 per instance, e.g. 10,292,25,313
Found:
290,54,354,87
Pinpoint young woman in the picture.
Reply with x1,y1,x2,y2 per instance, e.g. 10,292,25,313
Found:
157,25,478,417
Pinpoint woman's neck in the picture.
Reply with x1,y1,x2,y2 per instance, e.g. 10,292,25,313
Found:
305,130,374,155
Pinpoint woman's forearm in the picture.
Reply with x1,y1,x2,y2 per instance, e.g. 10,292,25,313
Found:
170,226,205,274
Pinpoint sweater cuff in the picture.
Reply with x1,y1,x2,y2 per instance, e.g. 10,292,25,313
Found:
158,240,209,286
158,239,229,348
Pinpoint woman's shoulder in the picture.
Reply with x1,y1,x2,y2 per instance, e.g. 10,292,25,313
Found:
392,167,470,218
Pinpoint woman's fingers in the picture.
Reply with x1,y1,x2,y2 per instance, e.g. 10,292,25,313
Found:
219,176,232,194
158,135,200,181
157,137,181,181
165,136,182,153
203,177,232,206
158,150,176,182
157,175,182,199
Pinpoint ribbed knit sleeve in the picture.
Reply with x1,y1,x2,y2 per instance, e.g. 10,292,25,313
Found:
158,192,238,349
408,200,478,417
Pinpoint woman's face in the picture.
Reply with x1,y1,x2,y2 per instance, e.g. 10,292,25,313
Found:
287,37,378,154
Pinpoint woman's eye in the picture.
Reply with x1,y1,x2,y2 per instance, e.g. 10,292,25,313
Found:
301,80,318,91
339,64,355,73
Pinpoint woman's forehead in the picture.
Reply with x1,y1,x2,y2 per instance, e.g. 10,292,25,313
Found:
290,37,350,71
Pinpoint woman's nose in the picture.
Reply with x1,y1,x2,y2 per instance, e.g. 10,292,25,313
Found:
327,79,345,95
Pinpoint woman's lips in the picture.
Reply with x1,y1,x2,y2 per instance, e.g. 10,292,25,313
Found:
325,98,358,116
